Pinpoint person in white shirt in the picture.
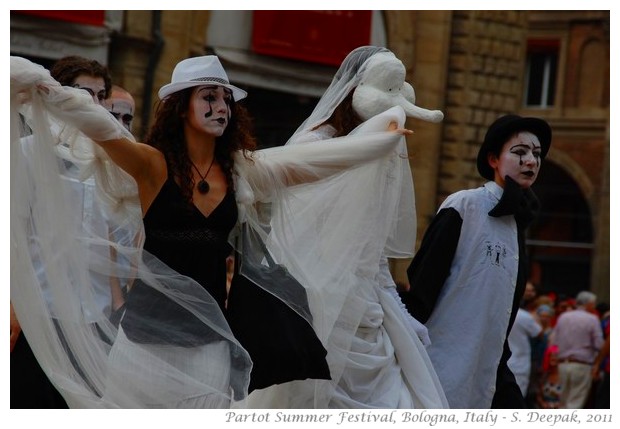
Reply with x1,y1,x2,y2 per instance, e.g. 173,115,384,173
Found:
508,305,542,398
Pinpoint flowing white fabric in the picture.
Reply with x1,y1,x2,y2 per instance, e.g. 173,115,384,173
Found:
10,57,252,408
10,55,414,409
244,46,448,408
232,110,416,320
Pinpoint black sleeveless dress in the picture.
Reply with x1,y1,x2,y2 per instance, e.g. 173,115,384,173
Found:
142,179,237,310
120,178,237,346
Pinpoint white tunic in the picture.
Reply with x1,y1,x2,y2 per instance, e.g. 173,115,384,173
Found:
425,182,519,408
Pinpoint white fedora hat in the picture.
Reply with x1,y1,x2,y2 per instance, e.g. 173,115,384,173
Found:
158,55,247,101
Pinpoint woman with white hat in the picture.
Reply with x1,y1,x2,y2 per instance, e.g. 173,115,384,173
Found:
10,54,411,408
245,46,449,408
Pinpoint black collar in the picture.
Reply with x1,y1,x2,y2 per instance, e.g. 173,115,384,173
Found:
488,176,540,227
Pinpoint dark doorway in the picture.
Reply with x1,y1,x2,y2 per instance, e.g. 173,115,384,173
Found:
243,86,318,149
528,161,593,298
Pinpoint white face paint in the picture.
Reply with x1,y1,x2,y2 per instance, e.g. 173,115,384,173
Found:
72,75,106,105
187,85,232,137
104,93,135,132
489,131,543,189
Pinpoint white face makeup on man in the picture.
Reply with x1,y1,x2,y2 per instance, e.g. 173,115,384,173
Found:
489,131,542,189
187,85,232,138
107,100,134,132
72,75,106,105
104,92,135,132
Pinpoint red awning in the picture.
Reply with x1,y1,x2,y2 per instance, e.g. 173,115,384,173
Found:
252,11,372,66
206,10,385,96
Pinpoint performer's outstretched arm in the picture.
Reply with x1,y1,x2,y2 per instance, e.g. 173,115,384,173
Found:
236,106,411,201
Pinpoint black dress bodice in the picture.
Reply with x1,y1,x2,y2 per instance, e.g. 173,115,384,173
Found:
120,178,238,346
142,178,237,310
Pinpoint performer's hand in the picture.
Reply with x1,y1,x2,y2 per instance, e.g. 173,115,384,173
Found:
388,121,413,135
36,84,51,96
10,303,21,353
11,56,57,101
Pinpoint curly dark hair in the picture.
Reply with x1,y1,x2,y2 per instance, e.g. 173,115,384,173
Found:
145,87,257,205
315,90,363,137
50,55,112,98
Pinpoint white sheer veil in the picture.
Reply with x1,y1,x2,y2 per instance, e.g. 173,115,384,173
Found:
287,46,392,143
282,45,443,258
240,46,446,407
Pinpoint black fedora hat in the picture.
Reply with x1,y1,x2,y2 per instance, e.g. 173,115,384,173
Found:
477,114,552,180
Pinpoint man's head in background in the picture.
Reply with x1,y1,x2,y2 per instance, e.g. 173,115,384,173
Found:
104,85,135,132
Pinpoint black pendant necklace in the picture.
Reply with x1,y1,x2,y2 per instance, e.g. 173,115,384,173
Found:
190,157,216,194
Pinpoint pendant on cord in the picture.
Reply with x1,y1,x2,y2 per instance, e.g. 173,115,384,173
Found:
190,157,216,195
197,180,210,194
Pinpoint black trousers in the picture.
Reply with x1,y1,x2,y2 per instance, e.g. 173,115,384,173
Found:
491,359,527,409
